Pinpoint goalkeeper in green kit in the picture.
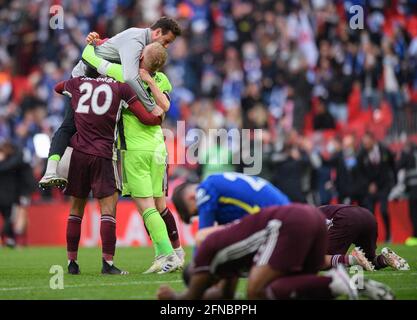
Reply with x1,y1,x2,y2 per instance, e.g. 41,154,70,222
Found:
81,40,185,274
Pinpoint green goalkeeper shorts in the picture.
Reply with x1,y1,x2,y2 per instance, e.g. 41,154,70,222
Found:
121,150,167,198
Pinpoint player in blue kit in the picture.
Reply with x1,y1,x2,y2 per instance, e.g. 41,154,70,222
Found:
171,172,291,229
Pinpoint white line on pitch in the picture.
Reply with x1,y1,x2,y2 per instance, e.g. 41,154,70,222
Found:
367,272,417,277
0,280,183,292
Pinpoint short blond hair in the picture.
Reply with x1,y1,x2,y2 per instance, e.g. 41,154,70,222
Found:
142,42,168,73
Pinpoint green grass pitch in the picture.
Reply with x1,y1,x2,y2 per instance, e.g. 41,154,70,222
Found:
0,245,416,300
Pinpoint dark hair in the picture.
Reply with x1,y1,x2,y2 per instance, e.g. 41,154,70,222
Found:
85,65,100,78
171,181,192,223
150,16,182,37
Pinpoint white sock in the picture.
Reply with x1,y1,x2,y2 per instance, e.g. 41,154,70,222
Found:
45,159,59,175
106,260,114,266
68,260,77,265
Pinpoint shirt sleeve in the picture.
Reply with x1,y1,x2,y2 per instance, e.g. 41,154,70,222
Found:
196,186,218,229
119,83,138,106
118,42,156,112
128,100,162,125
54,81,66,94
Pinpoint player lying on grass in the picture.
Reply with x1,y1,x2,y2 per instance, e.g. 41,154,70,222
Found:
80,39,184,273
53,48,169,274
172,172,290,230
39,16,181,189
157,204,394,300
319,204,410,271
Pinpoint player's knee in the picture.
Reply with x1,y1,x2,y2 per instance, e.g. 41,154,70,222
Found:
100,204,115,217
155,197,166,213
70,199,85,217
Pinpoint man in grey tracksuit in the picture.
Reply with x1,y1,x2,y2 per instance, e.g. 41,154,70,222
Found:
73,17,181,114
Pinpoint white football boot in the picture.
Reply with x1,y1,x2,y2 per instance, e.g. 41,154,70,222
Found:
324,264,359,300
143,252,182,274
158,252,183,274
174,247,186,269
381,247,410,271
359,278,395,300
143,255,165,274
351,247,375,271
39,173,67,189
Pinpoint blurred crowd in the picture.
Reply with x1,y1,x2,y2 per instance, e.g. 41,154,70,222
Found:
2,0,417,243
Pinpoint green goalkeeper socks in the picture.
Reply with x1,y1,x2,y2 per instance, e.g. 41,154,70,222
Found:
49,154,61,161
142,207,174,256
82,45,124,82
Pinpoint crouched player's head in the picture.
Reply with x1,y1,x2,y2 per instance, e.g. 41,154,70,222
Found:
171,181,199,224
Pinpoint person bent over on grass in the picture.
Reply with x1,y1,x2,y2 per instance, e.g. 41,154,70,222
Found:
158,204,394,300
172,172,290,230
319,204,410,271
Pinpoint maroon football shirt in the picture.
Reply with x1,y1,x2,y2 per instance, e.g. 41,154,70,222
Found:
64,76,137,159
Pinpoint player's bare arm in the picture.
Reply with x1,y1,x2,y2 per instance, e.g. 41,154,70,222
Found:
201,278,239,299
157,272,214,300
128,100,163,125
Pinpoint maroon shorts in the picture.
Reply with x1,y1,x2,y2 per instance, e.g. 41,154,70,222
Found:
193,204,327,276
326,206,377,260
65,149,120,199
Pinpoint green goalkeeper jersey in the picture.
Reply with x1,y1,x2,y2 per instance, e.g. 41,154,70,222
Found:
82,44,171,153
120,72,171,152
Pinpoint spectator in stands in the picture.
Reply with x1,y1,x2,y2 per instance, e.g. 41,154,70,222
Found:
0,140,23,247
267,130,311,203
360,41,382,112
14,154,36,246
324,134,364,204
1,0,417,214
313,97,336,131
396,140,417,246
357,132,396,242
327,63,352,124
382,39,406,135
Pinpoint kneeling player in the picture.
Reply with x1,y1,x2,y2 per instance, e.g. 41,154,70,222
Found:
320,205,410,271
157,204,394,300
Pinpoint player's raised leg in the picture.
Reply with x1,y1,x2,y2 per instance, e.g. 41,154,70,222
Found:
39,106,76,189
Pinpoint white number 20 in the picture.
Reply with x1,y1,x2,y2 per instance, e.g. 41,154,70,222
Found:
76,83,113,115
